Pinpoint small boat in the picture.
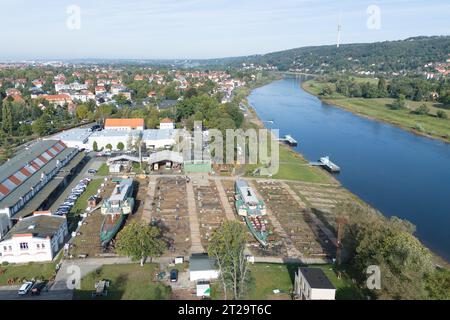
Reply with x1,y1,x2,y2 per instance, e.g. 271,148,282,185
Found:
100,178,134,247
319,156,340,173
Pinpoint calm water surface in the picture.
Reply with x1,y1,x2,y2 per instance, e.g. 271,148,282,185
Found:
248,77,450,261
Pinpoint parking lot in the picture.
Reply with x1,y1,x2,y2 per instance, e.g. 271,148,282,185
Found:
49,156,104,213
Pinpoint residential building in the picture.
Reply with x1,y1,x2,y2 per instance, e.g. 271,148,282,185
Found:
294,267,336,300
40,94,72,107
0,211,68,263
159,118,175,130
104,118,145,130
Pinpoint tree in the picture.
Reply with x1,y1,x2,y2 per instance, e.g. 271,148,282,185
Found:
92,141,98,152
117,142,125,151
437,110,448,119
105,143,112,151
391,94,407,110
1,102,13,135
338,201,434,300
377,76,387,96
208,221,250,300
31,115,48,136
425,269,450,300
75,104,89,120
115,221,166,266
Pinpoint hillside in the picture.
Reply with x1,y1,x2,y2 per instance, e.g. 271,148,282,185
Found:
223,36,450,73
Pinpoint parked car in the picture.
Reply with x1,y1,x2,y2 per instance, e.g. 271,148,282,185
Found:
88,169,97,174
18,281,34,295
31,282,47,295
169,269,178,283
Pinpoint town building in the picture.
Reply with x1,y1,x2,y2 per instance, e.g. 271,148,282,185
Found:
0,211,68,263
104,118,145,130
40,94,73,107
0,140,79,237
294,267,336,300
159,118,175,130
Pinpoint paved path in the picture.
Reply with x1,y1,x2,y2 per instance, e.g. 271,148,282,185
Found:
142,176,157,224
214,179,236,221
185,182,205,254
248,180,302,259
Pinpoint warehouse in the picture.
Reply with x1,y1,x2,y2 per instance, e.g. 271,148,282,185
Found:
87,129,142,151
142,129,178,150
0,140,78,237
45,128,92,149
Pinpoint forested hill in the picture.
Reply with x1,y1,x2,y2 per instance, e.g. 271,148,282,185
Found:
225,36,450,73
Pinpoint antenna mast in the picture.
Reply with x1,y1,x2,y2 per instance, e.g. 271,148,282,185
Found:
337,11,342,48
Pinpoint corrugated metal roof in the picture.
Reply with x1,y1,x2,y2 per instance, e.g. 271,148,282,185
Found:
0,146,76,210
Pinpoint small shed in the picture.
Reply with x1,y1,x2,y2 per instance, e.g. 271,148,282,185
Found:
87,196,98,208
189,253,219,282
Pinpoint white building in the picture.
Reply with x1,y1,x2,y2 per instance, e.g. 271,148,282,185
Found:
0,211,68,263
46,128,92,149
88,129,141,151
159,118,175,130
189,254,220,282
294,267,336,300
142,129,177,150
55,82,88,92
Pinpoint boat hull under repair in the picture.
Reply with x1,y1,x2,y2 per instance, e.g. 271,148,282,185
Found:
100,178,135,247
234,180,269,246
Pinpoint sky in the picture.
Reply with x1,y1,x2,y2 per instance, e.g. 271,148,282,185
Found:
0,0,449,60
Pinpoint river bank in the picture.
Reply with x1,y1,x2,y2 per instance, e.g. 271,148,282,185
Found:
245,77,450,267
301,80,450,144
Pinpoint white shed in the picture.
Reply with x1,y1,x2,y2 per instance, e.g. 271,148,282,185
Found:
189,254,219,282
294,267,336,300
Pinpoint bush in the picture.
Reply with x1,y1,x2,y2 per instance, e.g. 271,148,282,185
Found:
413,104,429,115
437,110,448,119
2,261,9,266
412,123,424,132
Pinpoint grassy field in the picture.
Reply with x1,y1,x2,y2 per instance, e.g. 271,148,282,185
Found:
97,163,109,176
211,263,363,300
0,261,57,285
74,264,172,300
70,179,103,216
245,143,333,183
302,80,450,142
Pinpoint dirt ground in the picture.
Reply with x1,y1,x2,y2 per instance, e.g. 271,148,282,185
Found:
151,177,191,257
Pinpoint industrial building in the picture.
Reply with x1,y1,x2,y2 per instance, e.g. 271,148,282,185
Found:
0,140,79,237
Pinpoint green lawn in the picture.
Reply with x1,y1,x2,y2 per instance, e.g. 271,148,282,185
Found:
97,163,109,176
211,263,363,300
69,179,103,217
302,80,450,142
245,144,332,183
0,261,57,285
74,264,172,300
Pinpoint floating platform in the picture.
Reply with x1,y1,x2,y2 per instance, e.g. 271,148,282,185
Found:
279,134,298,146
310,156,341,173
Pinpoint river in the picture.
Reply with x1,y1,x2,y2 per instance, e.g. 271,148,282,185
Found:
248,76,450,261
